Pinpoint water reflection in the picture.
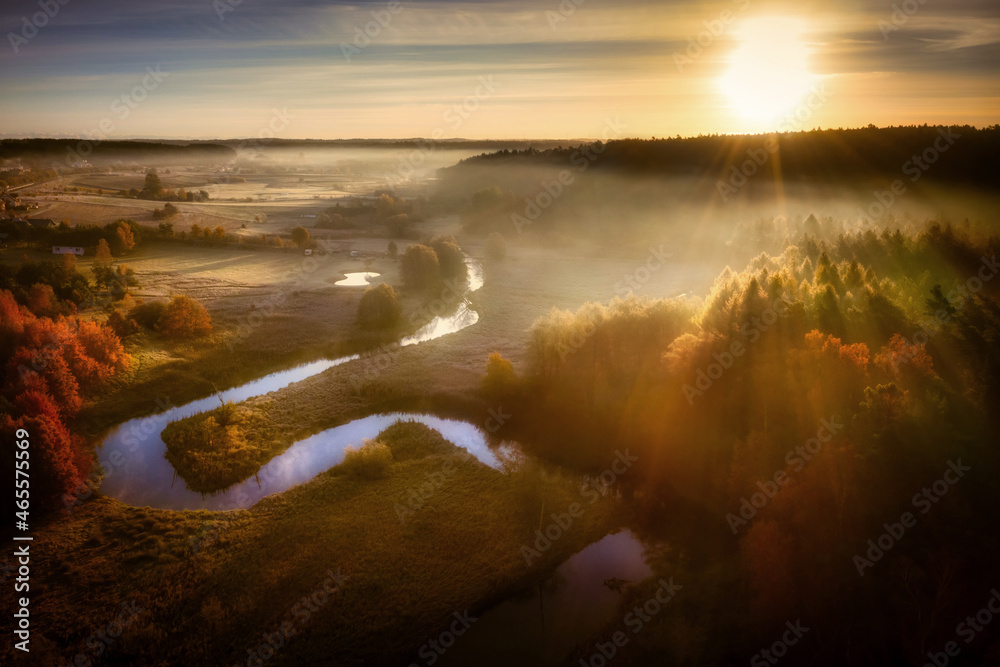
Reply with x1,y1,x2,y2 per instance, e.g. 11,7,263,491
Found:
98,259,485,510
334,271,380,286
438,530,652,667
100,413,502,511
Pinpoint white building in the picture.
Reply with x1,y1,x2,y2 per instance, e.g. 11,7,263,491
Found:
53,246,85,255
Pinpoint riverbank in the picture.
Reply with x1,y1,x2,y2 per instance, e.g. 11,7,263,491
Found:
1,421,621,666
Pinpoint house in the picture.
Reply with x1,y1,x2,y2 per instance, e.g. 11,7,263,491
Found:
28,219,56,229
53,246,85,256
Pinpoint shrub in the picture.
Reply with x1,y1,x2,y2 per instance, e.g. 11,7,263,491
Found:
339,439,393,480
152,203,178,220
107,310,140,338
128,300,168,330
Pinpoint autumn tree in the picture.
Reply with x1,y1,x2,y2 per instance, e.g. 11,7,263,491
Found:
0,289,129,517
290,226,310,248
27,284,59,317
375,193,397,218
3,411,82,514
158,295,212,338
113,222,135,255
483,351,518,398
357,283,402,329
400,244,440,290
93,239,112,269
429,235,467,281
58,251,78,281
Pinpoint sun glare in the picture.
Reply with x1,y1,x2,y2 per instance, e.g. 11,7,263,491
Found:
720,17,818,124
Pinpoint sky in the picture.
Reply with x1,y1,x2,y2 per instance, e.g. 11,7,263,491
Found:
0,0,997,140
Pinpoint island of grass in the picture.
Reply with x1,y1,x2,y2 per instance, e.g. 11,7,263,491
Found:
161,400,283,493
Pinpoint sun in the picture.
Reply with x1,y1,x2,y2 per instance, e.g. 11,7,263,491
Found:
719,17,818,123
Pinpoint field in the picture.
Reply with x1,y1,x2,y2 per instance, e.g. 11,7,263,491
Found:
4,422,621,666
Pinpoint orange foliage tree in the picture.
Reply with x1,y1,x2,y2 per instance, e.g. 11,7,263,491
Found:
158,295,212,338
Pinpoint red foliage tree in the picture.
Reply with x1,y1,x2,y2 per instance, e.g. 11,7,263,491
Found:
875,334,934,377
3,414,83,515
5,347,82,418
64,320,132,387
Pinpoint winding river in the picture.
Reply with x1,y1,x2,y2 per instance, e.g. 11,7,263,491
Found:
97,259,489,511
96,254,654,664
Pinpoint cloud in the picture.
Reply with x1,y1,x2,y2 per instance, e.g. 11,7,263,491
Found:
1,0,996,139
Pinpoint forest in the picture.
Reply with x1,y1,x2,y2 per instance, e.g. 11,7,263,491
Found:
478,221,1000,664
